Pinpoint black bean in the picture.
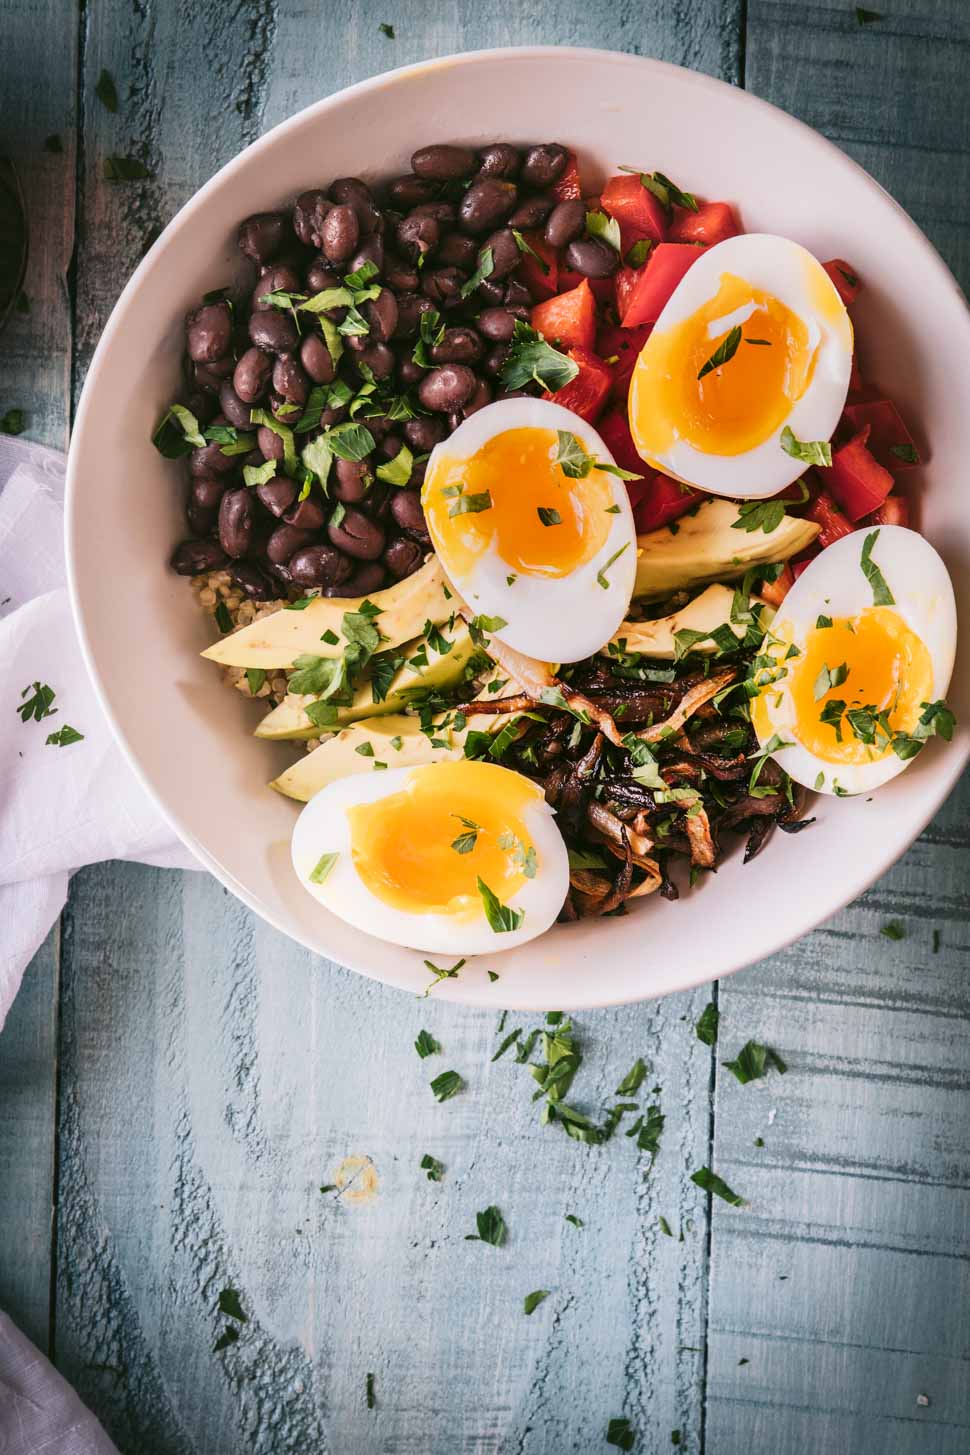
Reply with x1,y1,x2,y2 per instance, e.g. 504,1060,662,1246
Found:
383,536,425,580
257,476,298,517
393,291,436,339
353,342,395,380
478,143,521,179
288,543,353,588
477,278,506,306
330,177,380,233
333,457,374,503
563,235,619,278
364,287,399,342
431,326,483,364
257,424,285,462
478,305,527,342
219,380,253,428
171,538,228,575
408,456,429,489
186,475,226,534
387,173,439,209
404,416,446,452
508,194,555,230
389,488,430,541
189,440,238,478
459,177,518,235
193,356,235,392
273,353,310,404
364,414,395,441
292,190,331,249
325,562,386,596
365,481,392,518
376,433,402,463
384,254,419,292
521,144,568,190
270,391,296,423
284,495,328,530
411,201,457,225
411,144,478,181
266,523,315,566
300,331,336,385
420,267,464,308
436,232,479,270
238,212,288,264
484,343,511,378
417,363,477,412
230,561,281,600
305,258,342,294
480,227,520,280
233,347,273,405
398,357,424,386
320,404,348,429
186,300,232,363
183,386,219,424
348,234,385,276
252,264,301,312
397,213,439,262
248,309,298,354
463,379,492,417
545,198,586,249
320,204,359,266
218,488,254,558
328,507,385,560
503,280,534,308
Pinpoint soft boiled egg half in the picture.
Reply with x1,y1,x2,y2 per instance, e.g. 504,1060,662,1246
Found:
421,398,638,663
752,526,956,796
291,758,570,954
629,233,853,498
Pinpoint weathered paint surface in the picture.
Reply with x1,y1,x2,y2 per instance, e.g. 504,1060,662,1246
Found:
1,1,968,1451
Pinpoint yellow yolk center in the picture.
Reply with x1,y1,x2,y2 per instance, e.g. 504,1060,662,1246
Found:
346,760,538,919
756,607,933,766
421,426,613,579
630,272,817,458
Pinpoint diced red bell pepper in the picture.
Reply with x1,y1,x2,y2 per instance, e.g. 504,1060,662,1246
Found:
600,174,667,243
596,407,648,494
632,472,699,534
805,488,854,547
868,494,911,528
822,259,861,305
615,243,701,327
668,202,740,247
531,278,596,352
515,230,558,301
842,399,920,470
818,425,894,522
595,321,652,400
550,152,582,202
557,268,616,304
792,553,819,579
544,346,613,424
758,564,794,608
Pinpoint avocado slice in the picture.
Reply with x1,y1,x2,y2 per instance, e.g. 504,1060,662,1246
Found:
634,499,818,602
202,556,451,670
607,584,770,660
255,622,478,740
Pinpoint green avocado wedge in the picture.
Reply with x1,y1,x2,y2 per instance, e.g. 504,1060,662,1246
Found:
634,499,818,601
606,583,770,661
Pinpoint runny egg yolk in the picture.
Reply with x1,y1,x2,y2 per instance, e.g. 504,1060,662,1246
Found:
631,272,817,458
422,427,612,579
346,760,538,919
758,607,934,766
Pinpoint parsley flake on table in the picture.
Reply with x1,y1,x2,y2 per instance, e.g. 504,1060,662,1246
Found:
103,155,153,181
18,681,57,723
366,1372,376,1409
606,1416,637,1451
46,724,84,747
420,1153,444,1182
523,1289,550,1315
615,1057,648,1095
212,1326,239,1353
95,68,119,112
217,1288,248,1323
1,408,26,435
465,1205,507,1247
695,1001,719,1046
690,1166,746,1206
379,21,395,37
492,1027,522,1062
722,1040,787,1084
430,1069,464,1102
564,1213,584,1229
881,920,905,941
414,1028,440,1058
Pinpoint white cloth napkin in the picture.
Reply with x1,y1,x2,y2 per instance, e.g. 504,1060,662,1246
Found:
0,436,198,1033
0,1312,119,1455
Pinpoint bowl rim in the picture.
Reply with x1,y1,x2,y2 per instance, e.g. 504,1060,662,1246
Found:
64,44,970,1009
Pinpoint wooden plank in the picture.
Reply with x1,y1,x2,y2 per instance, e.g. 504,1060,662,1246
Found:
0,927,59,1352
57,9,744,1450
0,0,76,1359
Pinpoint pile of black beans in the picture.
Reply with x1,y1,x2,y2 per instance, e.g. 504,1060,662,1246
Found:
169,140,615,601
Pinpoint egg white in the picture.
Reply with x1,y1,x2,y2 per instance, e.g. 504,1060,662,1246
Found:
291,760,570,954
630,233,853,499
423,398,638,663
754,526,957,795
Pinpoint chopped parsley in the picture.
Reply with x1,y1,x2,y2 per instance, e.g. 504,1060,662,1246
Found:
585,209,621,252
420,1153,444,1181
606,1416,637,1451
245,668,266,696
95,68,119,112
212,1326,239,1353
512,229,550,272
881,920,905,941
722,1041,787,1084
500,319,578,392
45,724,84,747
537,506,562,526
465,1205,506,1246
698,324,742,380
309,852,339,885
615,1058,648,1095
556,429,642,481
444,483,493,517
620,165,698,212
214,601,233,633
890,442,919,464
376,443,413,486
366,1372,376,1410
414,1029,440,1058
596,542,630,590
780,426,833,467
1,408,25,435
217,1288,248,1323
859,528,895,605
459,246,495,300
695,1001,719,1046
429,1069,464,1102
450,815,480,855
813,661,849,700
103,155,152,181
565,1213,584,1229
18,681,57,723
423,957,465,996
477,876,524,933
733,498,787,535
690,1166,746,1206
523,1289,550,1315
379,20,395,37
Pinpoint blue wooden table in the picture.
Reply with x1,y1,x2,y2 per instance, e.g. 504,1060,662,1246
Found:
2,4,969,1451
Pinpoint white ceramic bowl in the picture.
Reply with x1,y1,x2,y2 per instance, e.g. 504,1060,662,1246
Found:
66,47,970,1009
